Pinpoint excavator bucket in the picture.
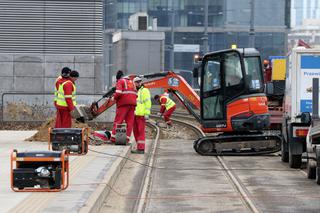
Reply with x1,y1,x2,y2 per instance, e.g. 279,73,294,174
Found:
72,104,95,122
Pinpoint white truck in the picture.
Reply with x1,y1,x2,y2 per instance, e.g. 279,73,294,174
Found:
305,78,320,184
282,48,320,168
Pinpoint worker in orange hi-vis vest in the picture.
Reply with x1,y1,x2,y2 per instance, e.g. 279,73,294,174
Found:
154,94,176,127
110,70,137,143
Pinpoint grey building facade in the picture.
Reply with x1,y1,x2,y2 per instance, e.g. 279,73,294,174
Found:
104,0,291,71
0,0,105,121
291,0,320,27
0,0,104,95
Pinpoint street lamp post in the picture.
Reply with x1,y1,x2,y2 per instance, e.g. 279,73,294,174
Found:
170,1,175,71
211,11,223,52
203,0,209,53
249,0,255,47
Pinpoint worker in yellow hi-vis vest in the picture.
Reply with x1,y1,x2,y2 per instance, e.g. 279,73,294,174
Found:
154,93,176,127
131,76,151,154
55,70,79,128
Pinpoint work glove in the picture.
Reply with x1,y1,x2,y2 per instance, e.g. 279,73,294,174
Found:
144,115,149,120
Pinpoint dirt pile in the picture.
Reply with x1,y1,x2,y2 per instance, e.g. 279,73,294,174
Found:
0,122,42,130
4,102,50,121
25,117,90,142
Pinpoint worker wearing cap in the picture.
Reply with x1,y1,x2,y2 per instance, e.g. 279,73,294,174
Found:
110,70,137,143
54,67,71,107
55,70,79,128
131,76,151,154
263,59,272,82
154,93,176,127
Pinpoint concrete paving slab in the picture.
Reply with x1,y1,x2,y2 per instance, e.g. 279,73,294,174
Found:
0,131,130,213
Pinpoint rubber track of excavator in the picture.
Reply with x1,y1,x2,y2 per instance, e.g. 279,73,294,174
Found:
193,132,282,156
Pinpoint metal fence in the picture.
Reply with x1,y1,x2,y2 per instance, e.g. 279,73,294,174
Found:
0,92,115,122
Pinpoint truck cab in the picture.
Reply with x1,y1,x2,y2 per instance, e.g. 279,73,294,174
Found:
282,48,320,168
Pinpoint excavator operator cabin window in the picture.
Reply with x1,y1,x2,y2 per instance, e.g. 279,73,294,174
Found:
203,56,221,92
244,57,263,91
202,55,223,120
224,52,243,87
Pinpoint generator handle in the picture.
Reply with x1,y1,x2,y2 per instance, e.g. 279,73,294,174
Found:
10,149,17,191
61,149,69,190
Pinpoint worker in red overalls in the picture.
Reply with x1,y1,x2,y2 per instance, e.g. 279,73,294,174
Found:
263,59,272,82
55,70,79,128
154,93,176,127
131,76,151,154
110,70,137,143
54,67,71,108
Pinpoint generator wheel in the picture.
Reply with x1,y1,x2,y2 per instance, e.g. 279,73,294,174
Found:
281,140,289,163
289,154,301,169
307,158,316,179
316,167,320,185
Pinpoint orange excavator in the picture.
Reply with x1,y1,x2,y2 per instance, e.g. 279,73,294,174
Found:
77,48,281,155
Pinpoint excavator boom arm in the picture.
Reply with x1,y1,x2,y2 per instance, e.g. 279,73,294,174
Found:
89,71,200,120
143,71,200,109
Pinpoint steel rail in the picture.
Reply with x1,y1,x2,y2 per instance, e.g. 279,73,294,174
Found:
169,117,260,213
134,121,160,213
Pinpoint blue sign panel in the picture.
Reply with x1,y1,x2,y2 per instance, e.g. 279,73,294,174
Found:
268,56,285,61
300,99,312,112
301,55,320,69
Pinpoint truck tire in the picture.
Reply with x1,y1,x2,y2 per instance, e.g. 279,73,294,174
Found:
281,139,289,162
307,158,316,179
316,167,320,185
288,135,302,168
289,153,301,168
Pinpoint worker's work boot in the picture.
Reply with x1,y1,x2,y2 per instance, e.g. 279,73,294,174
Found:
131,149,145,154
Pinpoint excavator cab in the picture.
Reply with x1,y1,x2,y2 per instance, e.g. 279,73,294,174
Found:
193,48,281,155
196,48,267,132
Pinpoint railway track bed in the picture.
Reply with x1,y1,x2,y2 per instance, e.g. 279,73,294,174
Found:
102,117,320,213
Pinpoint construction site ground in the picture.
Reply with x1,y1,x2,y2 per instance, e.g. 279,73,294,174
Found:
2,114,320,212
0,117,180,213
0,130,130,213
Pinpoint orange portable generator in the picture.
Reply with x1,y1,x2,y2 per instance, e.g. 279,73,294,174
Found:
11,149,69,192
49,128,89,155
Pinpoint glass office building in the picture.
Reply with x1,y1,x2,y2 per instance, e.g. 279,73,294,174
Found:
104,0,291,71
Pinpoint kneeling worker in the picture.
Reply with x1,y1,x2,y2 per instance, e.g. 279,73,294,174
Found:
132,76,151,154
154,93,176,127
